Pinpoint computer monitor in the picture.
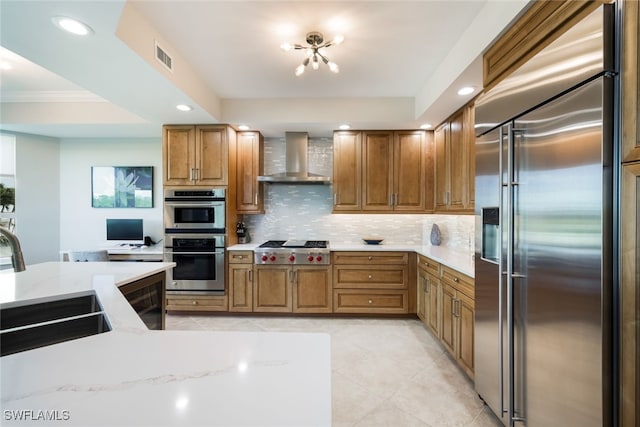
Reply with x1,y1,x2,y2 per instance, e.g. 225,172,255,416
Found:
106,219,144,245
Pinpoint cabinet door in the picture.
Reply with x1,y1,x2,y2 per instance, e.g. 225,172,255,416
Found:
333,131,362,211
229,264,253,312
195,125,228,185
293,266,332,313
440,282,457,357
427,274,440,338
434,122,449,211
236,131,264,213
393,130,426,211
164,125,195,185
448,110,465,210
458,291,475,378
254,266,292,312
417,268,428,322
362,131,394,211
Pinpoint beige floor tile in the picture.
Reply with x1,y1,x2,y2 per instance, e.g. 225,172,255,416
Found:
165,314,502,427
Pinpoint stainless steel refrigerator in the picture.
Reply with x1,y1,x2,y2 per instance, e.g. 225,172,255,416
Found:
474,4,616,427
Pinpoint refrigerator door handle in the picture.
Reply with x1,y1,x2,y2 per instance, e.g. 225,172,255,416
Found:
506,123,516,426
498,125,507,416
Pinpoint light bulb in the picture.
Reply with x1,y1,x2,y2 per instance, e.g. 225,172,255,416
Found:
328,62,339,73
332,34,344,45
295,64,306,76
312,56,319,70
280,43,293,52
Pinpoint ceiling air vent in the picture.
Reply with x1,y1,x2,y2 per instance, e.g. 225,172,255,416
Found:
155,41,173,72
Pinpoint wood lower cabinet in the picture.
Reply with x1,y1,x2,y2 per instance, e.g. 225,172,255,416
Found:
166,294,228,312
417,255,441,338
440,266,475,379
163,125,229,186
333,251,411,314
228,251,254,312
417,254,474,378
254,265,332,313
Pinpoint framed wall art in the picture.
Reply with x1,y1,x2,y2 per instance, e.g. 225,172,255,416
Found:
91,166,153,208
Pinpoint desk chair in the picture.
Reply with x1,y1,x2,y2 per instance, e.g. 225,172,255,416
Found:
68,250,110,262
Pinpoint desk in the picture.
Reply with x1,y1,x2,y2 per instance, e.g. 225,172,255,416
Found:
61,244,164,262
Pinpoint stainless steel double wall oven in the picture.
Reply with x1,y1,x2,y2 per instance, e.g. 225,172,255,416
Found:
163,189,226,294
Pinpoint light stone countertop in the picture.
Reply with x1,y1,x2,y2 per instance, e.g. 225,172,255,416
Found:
227,243,475,278
0,262,332,426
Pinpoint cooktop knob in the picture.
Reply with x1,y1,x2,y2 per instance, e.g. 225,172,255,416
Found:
261,255,268,262
289,255,295,262
308,255,314,262
316,255,323,262
269,255,276,262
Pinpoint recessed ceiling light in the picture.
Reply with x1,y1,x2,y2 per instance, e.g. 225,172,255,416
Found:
339,124,351,130
420,123,432,129
237,125,250,131
176,104,192,112
457,86,475,96
51,16,93,36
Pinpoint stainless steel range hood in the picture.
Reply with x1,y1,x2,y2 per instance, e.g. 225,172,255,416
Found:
257,132,332,184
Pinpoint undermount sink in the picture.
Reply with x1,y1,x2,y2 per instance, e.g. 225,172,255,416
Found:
0,292,112,357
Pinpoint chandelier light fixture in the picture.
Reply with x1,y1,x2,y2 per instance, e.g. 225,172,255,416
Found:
281,31,344,76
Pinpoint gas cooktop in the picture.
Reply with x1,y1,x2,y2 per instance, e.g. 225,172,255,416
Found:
258,240,328,249
255,240,330,265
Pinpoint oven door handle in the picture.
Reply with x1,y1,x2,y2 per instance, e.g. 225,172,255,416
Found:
164,251,224,255
164,201,223,207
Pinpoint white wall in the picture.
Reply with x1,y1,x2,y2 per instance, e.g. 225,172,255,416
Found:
12,132,61,264
59,138,163,252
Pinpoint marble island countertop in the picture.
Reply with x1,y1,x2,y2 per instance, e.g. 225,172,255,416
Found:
0,262,331,426
228,243,474,278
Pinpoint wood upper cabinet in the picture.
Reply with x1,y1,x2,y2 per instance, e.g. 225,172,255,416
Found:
163,125,229,186
434,105,474,213
362,131,394,211
333,131,362,211
235,131,264,213
333,129,429,212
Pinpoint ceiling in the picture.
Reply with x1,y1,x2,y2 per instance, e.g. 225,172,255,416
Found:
0,1,529,139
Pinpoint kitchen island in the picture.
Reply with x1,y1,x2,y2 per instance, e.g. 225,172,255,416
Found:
0,262,332,426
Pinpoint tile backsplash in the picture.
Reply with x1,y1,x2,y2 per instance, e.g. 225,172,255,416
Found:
242,137,474,251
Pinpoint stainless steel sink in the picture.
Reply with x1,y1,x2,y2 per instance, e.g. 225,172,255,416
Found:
0,292,111,357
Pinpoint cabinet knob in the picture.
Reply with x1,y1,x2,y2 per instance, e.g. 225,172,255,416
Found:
368,275,373,279
368,256,373,261
192,301,198,305
454,277,459,282
368,299,373,304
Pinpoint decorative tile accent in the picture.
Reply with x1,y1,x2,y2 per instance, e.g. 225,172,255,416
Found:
243,137,475,251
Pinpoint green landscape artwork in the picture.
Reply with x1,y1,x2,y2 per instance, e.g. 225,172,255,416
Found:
91,166,153,208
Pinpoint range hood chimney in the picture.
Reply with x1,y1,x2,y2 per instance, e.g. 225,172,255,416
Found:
257,132,331,184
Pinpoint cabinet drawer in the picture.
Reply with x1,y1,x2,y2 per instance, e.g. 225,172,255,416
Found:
333,289,408,314
228,251,253,264
332,251,408,265
441,266,474,298
417,254,440,276
166,294,228,312
333,265,408,289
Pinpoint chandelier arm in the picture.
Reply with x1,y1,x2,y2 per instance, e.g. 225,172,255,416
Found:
316,51,330,64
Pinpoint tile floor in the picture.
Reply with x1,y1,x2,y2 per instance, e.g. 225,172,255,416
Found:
166,314,503,427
